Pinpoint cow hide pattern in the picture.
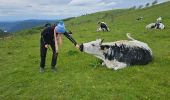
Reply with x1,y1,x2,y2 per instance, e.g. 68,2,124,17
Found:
79,33,153,70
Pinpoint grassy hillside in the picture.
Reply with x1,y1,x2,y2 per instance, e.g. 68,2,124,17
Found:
0,2,170,100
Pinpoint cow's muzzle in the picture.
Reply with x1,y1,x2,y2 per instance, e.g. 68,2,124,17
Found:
79,44,84,52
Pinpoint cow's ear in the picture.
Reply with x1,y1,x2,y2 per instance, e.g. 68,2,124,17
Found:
100,45,105,50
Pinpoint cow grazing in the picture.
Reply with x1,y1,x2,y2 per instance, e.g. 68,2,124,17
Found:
79,33,153,70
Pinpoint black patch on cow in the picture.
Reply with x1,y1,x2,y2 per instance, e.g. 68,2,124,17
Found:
101,44,152,65
151,24,156,28
100,23,109,31
79,44,84,52
101,45,110,50
155,23,160,29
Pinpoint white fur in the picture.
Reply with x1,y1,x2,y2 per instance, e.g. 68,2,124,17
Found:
146,23,155,29
159,23,165,29
96,27,102,32
157,17,162,22
103,59,127,70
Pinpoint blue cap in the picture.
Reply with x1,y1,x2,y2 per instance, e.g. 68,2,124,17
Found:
55,21,66,33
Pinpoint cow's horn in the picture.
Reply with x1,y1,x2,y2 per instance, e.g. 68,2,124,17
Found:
100,39,104,45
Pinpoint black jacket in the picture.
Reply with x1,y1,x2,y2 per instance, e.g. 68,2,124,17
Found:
41,27,55,44
41,26,77,46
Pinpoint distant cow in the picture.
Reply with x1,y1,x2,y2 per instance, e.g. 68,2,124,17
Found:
146,22,165,29
79,33,153,70
146,16,165,30
97,22,110,32
136,17,143,20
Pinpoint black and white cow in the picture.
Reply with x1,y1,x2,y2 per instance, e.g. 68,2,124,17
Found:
79,33,153,70
97,22,110,32
146,22,165,29
136,17,143,20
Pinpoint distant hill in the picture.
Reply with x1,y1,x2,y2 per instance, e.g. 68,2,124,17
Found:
0,29,11,37
0,20,56,33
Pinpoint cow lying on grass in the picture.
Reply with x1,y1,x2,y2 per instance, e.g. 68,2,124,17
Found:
79,33,153,70
146,22,165,29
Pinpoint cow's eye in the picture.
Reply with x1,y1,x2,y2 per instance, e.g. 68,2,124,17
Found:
92,44,95,46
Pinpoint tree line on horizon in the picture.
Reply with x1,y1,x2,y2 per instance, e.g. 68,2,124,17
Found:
130,0,158,9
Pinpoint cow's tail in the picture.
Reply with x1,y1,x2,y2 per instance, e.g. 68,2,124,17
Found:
126,33,135,41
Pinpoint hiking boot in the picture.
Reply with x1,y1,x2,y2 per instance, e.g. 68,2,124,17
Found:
40,67,45,73
51,66,57,72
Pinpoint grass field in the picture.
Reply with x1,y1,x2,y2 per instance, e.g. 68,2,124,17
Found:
0,2,170,100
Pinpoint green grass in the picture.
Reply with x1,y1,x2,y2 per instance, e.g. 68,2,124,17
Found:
0,2,170,100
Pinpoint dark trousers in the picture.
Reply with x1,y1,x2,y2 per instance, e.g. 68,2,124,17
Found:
40,38,58,68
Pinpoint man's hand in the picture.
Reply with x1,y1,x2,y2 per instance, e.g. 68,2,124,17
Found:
76,44,79,49
45,44,49,48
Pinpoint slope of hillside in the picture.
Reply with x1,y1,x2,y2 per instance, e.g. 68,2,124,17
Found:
0,2,170,100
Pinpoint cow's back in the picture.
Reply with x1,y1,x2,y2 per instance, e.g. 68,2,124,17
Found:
102,42,152,65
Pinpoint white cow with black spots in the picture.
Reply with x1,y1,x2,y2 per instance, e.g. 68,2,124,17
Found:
79,33,153,70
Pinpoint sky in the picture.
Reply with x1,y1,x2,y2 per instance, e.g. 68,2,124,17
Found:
0,0,168,21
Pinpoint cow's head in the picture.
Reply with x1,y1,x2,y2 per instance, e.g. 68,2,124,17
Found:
79,39,104,55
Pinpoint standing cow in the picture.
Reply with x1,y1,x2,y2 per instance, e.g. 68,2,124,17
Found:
79,33,153,70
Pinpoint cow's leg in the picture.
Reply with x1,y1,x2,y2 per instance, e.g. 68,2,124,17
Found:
102,28,105,31
104,60,127,70
107,28,110,31
113,61,127,70
104,60,117,69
